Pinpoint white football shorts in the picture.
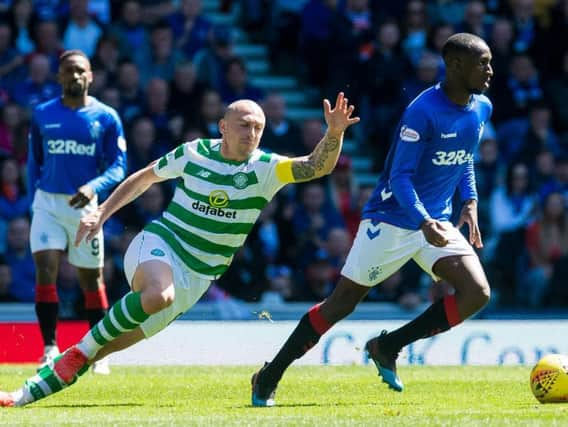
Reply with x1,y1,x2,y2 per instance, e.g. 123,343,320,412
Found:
30,189,103,268
123,230,211,338
341,219,476,286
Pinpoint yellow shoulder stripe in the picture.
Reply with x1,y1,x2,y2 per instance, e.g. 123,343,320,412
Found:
275,159,295,183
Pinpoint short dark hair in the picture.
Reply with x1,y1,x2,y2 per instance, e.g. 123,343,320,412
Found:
442,33,487,61
59,49,90,65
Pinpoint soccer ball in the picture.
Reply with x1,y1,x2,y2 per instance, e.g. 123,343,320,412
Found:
530,354,568,403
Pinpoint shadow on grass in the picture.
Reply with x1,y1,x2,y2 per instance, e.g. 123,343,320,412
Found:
241,402,361,409
36,403,144,409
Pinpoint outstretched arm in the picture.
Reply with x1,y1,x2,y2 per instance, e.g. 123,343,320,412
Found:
74,161,167,245
288,92,359,182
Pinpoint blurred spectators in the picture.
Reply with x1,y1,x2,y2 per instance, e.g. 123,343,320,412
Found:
0,21,24,87
102,253,129,305
498,101,563,165
0,102,28,164
326,0,375,102
219,57,265,104
401,0,429,68
168,60,206,119
91,34,121,82
126,116,166,174
29,19,62,74
425,22,454,76
490,162,537,236
324,226,351,279
300,117,325,153
109,0,150,59
0,255,15,302
215,243,266,302
266,0,308,73
0,157,28,221
455,0,492,40
5,0,36,56
490,162,537,305
10,53,60,109
135,20,184,85
293,181,345,261
167,0,212,60
539,155,568,204
488,17,515,89
61,0,103,58
261,92,303,155
492,53,544,123
299,0,338,90
402,51,440,106
99,85,121,111
261,264,294,304
532,149,557,195
520,191,568,308
0,0,562,310
117,60,144,122
474,136,505,240
126,182,167,230
326,154,360,237
141,77,176,146
193,24,235,90
362,18,408,168
292,248,335,301
3,216,35,302
545,50,568,136
56,254,81,319
193,88,223,138
139,0,177,25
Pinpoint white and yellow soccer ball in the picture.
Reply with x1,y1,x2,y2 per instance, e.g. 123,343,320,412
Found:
530,354,568,403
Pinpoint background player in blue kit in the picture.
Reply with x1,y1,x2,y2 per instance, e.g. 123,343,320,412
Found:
252,33,494,406
27,50,127,374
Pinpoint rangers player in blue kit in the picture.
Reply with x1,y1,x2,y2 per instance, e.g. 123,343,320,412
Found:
27,50,127,374
252,32,494,406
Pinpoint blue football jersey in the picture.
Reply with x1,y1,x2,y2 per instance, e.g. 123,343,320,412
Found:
28,96,127,197
363,83,492,230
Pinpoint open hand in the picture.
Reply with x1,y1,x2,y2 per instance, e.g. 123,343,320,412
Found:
456,200,483,248
323,92,360,135
75,209,103,246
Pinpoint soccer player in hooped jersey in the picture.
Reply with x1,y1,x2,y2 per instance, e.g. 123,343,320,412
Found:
0,93,359,407
27,50,127,375
251,33,494,406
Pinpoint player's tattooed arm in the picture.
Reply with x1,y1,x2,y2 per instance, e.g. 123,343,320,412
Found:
291,134,341,181
289,92,359,182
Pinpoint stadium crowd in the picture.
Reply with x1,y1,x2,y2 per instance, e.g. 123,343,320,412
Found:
0,0,567,316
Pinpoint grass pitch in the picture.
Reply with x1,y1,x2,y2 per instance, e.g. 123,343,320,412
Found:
0,365,565,426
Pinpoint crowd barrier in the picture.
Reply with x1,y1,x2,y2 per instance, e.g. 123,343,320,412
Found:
1,320,566,366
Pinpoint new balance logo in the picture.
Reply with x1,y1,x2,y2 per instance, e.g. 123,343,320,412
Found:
441,132,457,139
197,170,211,178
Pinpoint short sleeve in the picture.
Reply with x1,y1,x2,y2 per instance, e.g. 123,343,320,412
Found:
153,143,189,179
263,152,292,195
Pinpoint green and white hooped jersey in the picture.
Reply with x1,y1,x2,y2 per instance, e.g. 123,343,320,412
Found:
145,138,289,279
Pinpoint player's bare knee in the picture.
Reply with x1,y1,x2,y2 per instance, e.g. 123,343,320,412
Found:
471,281,491,308
141,282,175,312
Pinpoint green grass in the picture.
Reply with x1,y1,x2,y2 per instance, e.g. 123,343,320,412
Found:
0,365,565,426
